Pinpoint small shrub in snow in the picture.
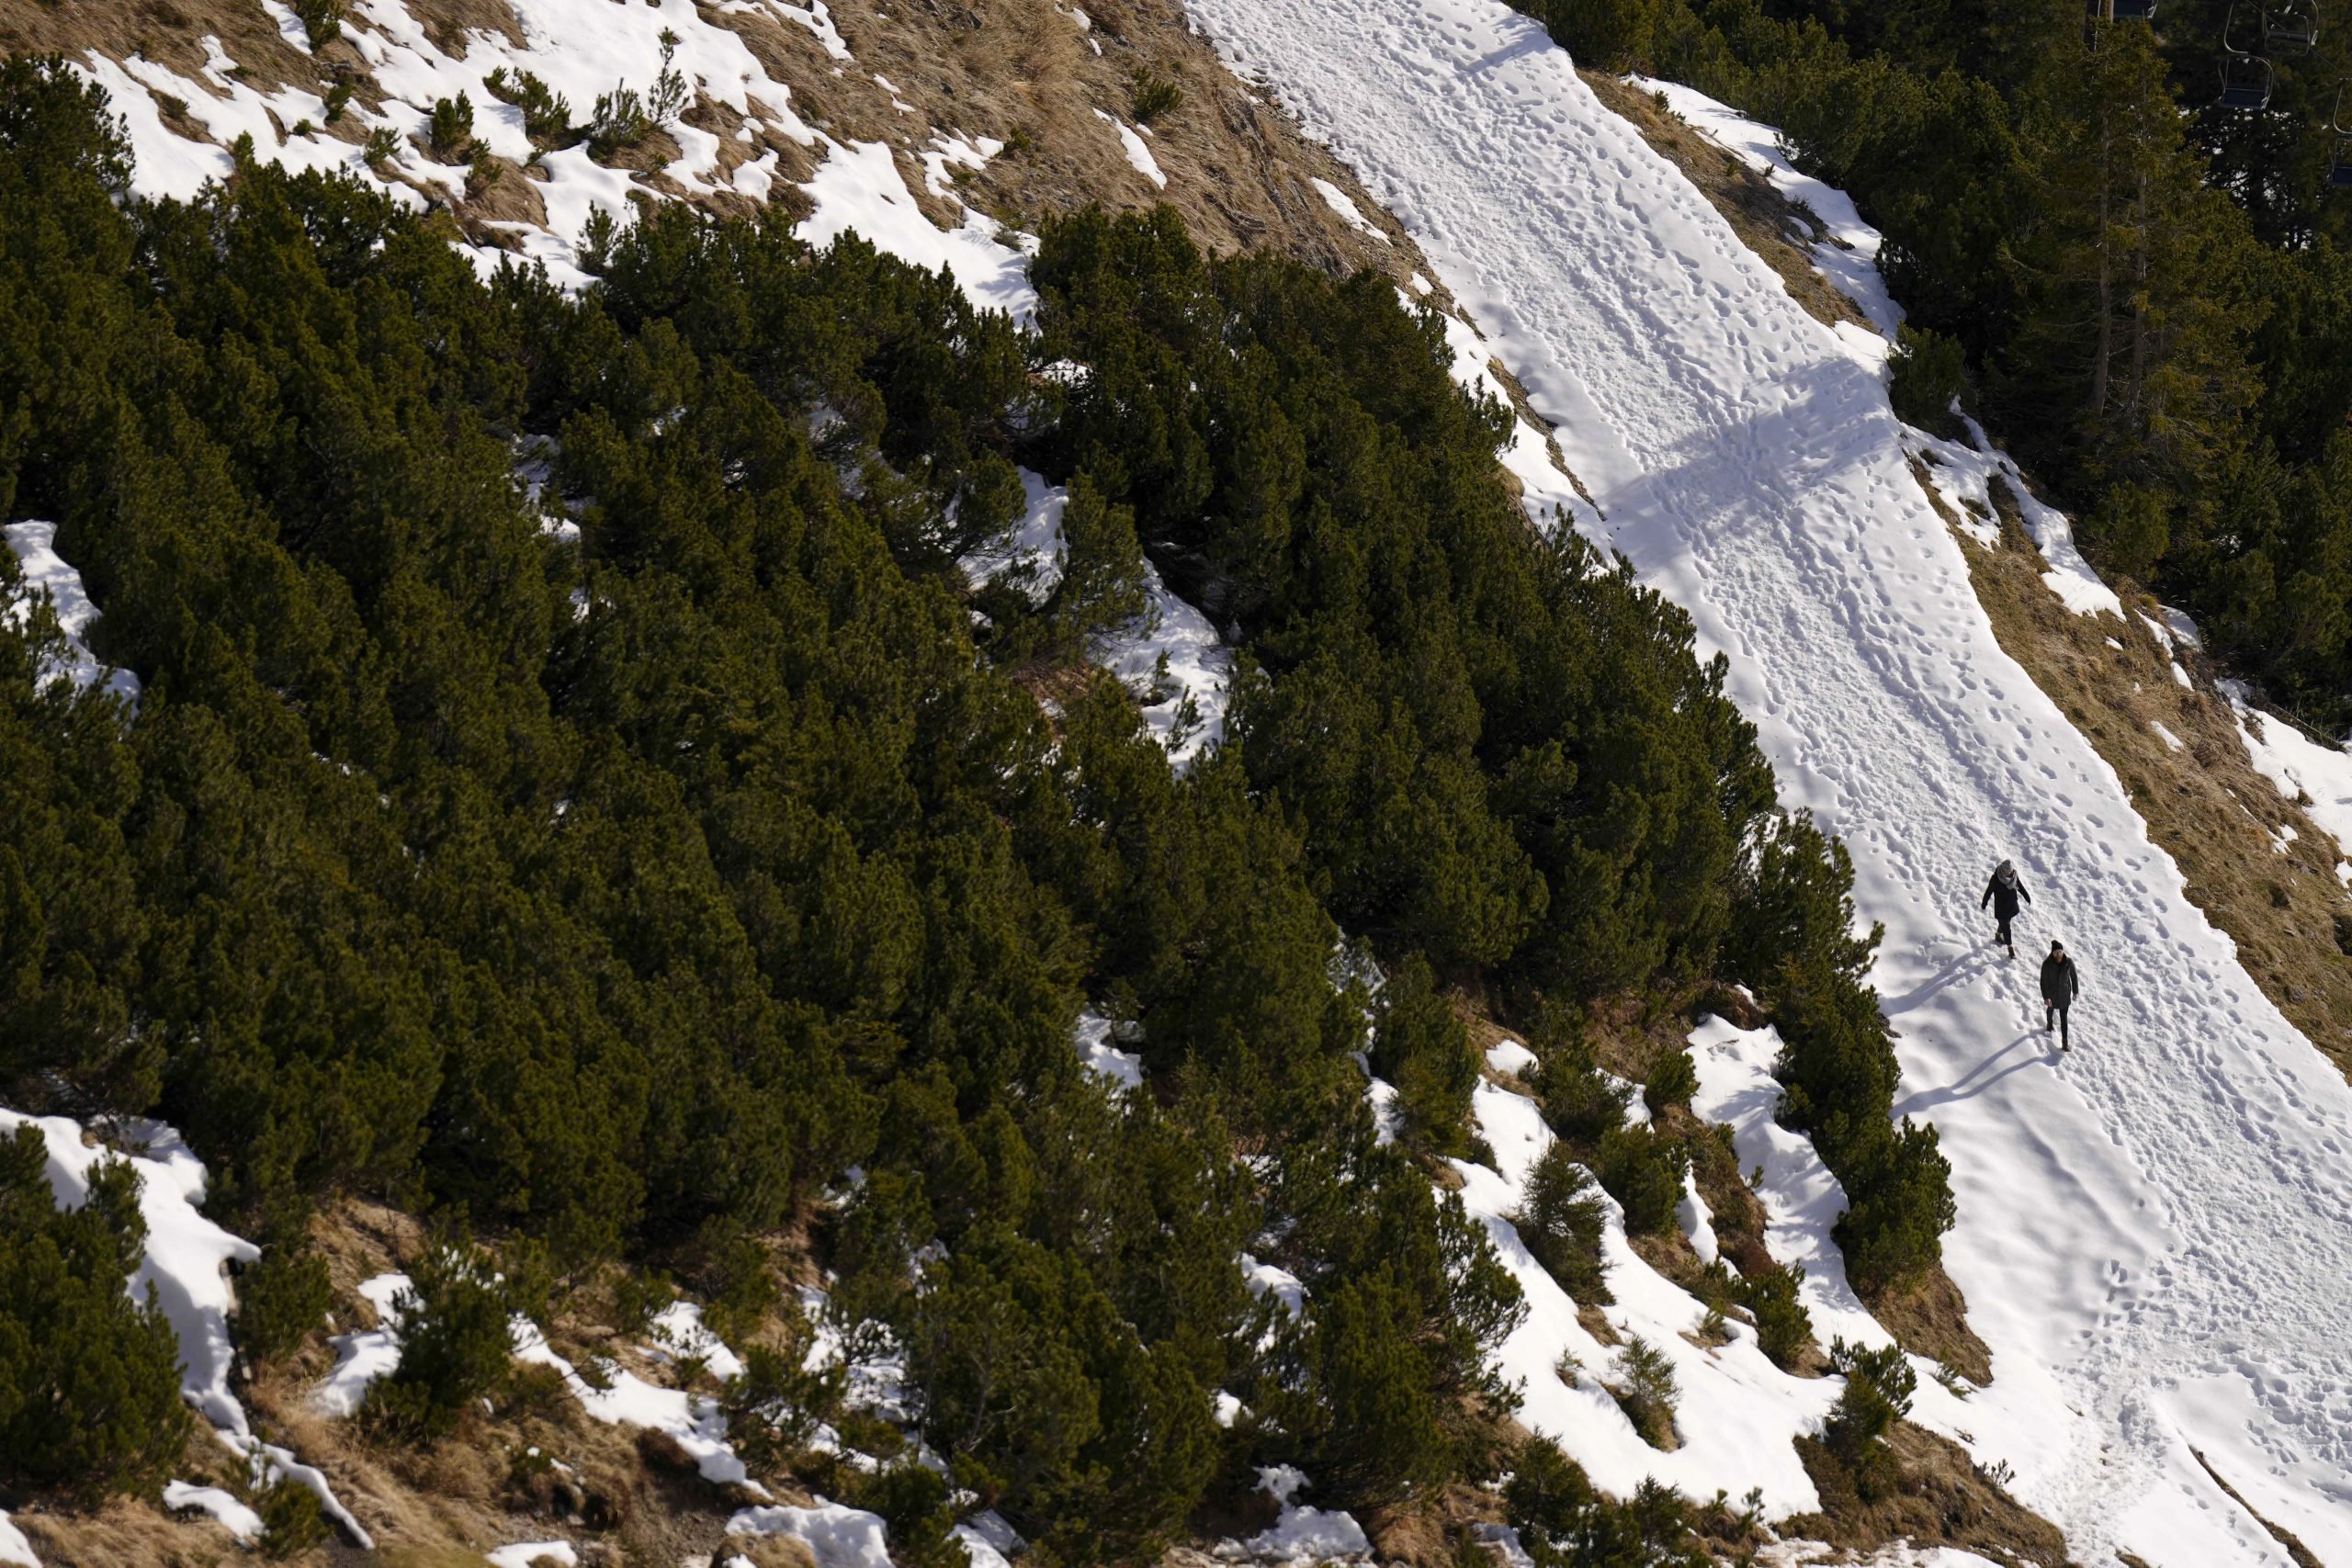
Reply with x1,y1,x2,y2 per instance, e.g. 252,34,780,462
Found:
1737,1262,1811,1369
232,1228,333,1370
587,87,651,161
1886,322,1967,435
1533,1044,1631,1144
1610,1336,1679,1450
1511,1143,1611,1304
648,29,692,129
0,1125,192,1501
362,125,400,164
255,1474,327,1559
322,82,352,126
1641,1046,1697,1113
1595,1122,1685,1236
1370,952,1479,1157
847,1460,958,1566
1129,65,1183,123
1824,1337,1916,1502
291,0,344,49
363,1234,514,1442
427,94,475,159
721,1328,844,1473
485,67,575,145
1504,1437,1709,1565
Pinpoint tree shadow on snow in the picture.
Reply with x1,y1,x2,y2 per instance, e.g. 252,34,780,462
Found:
1893,1031,2059,1117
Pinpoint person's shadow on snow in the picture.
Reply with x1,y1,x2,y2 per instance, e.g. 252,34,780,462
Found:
1894,1032,2059,1117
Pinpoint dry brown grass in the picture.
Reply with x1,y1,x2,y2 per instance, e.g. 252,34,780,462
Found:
1783,1420,2077,1566
2193,1449,2326,1568
1943,463,2352,1081
1579,70,1872,337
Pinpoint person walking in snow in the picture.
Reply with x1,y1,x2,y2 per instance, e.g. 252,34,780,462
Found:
1980,860,2030,957
2041,940,2080,1051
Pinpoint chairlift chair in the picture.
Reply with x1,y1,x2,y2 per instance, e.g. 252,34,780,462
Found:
2221,6,2279,109
2330,83,2352,186
2111,0,2156,17
2267,0,2321,51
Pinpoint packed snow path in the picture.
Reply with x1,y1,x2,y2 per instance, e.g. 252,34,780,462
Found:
1187,2,2352,1562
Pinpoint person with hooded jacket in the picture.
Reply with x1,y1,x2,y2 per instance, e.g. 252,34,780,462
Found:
1980,860,2030,956
2041,940,2081,1049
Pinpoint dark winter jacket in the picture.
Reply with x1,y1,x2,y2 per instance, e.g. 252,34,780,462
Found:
1981,868,2030,921
2041,953,2080,1006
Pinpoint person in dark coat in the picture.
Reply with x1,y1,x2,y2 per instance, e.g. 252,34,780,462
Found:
2041,940,2081,1050
1980,860,2030,956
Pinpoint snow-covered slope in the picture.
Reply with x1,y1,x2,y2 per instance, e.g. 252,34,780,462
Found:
1183,2,2352,1562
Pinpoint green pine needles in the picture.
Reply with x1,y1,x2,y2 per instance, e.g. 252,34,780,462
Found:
0,55,1952,1539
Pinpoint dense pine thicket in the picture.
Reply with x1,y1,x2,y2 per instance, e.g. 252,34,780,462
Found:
0,60,1942,1551
1522,0,2352,731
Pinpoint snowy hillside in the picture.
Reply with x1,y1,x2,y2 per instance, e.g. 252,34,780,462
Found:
1182,1,2352,1563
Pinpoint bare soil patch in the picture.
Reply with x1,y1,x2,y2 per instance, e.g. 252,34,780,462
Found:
1784,1421,2077,1566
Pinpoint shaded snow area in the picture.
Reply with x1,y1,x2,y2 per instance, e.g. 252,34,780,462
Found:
1211,1465,1373,1564
4,522,141,705
0,1107,371,1548
1183,0,2352,1561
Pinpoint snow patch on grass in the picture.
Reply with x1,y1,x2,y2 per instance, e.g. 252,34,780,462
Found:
727,1500,892,1568
163,1483,263,1543
312,1270,411,1416
2221,677,2352,862
1095,109,1166,188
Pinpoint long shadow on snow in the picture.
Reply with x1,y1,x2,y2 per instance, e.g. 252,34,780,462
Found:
1892,1032,2059,1119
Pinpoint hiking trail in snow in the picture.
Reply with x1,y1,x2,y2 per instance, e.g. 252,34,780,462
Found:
1186,2,2352,1562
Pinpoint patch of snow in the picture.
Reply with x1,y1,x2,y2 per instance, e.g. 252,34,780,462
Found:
962,468,1068,601
5,522,141,705
797,139,1038,325
1309,176,1386,243
2222,679,2352,862
0,1513,33,1568
1213,1388,1246,1427
312,1270,411,1416
920,131,1003,197
726,1501,892,1568
2149,721,2185,753
487,1543,577,1568
1238,1253,1306,1317
1090,561,1233,770
1095,109,1166,188
511,1317,764,1495
649,1299,746,1380
1677,1177,1718,1266
1213,1467,1372,1563
1485,1037,1539,1077
1072,1010,1146,1090
163,1483,263,1543
0,1111,256,1435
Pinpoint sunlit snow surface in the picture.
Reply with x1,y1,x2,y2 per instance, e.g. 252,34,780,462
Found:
4,523,141,705
1183,0,2352,1562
